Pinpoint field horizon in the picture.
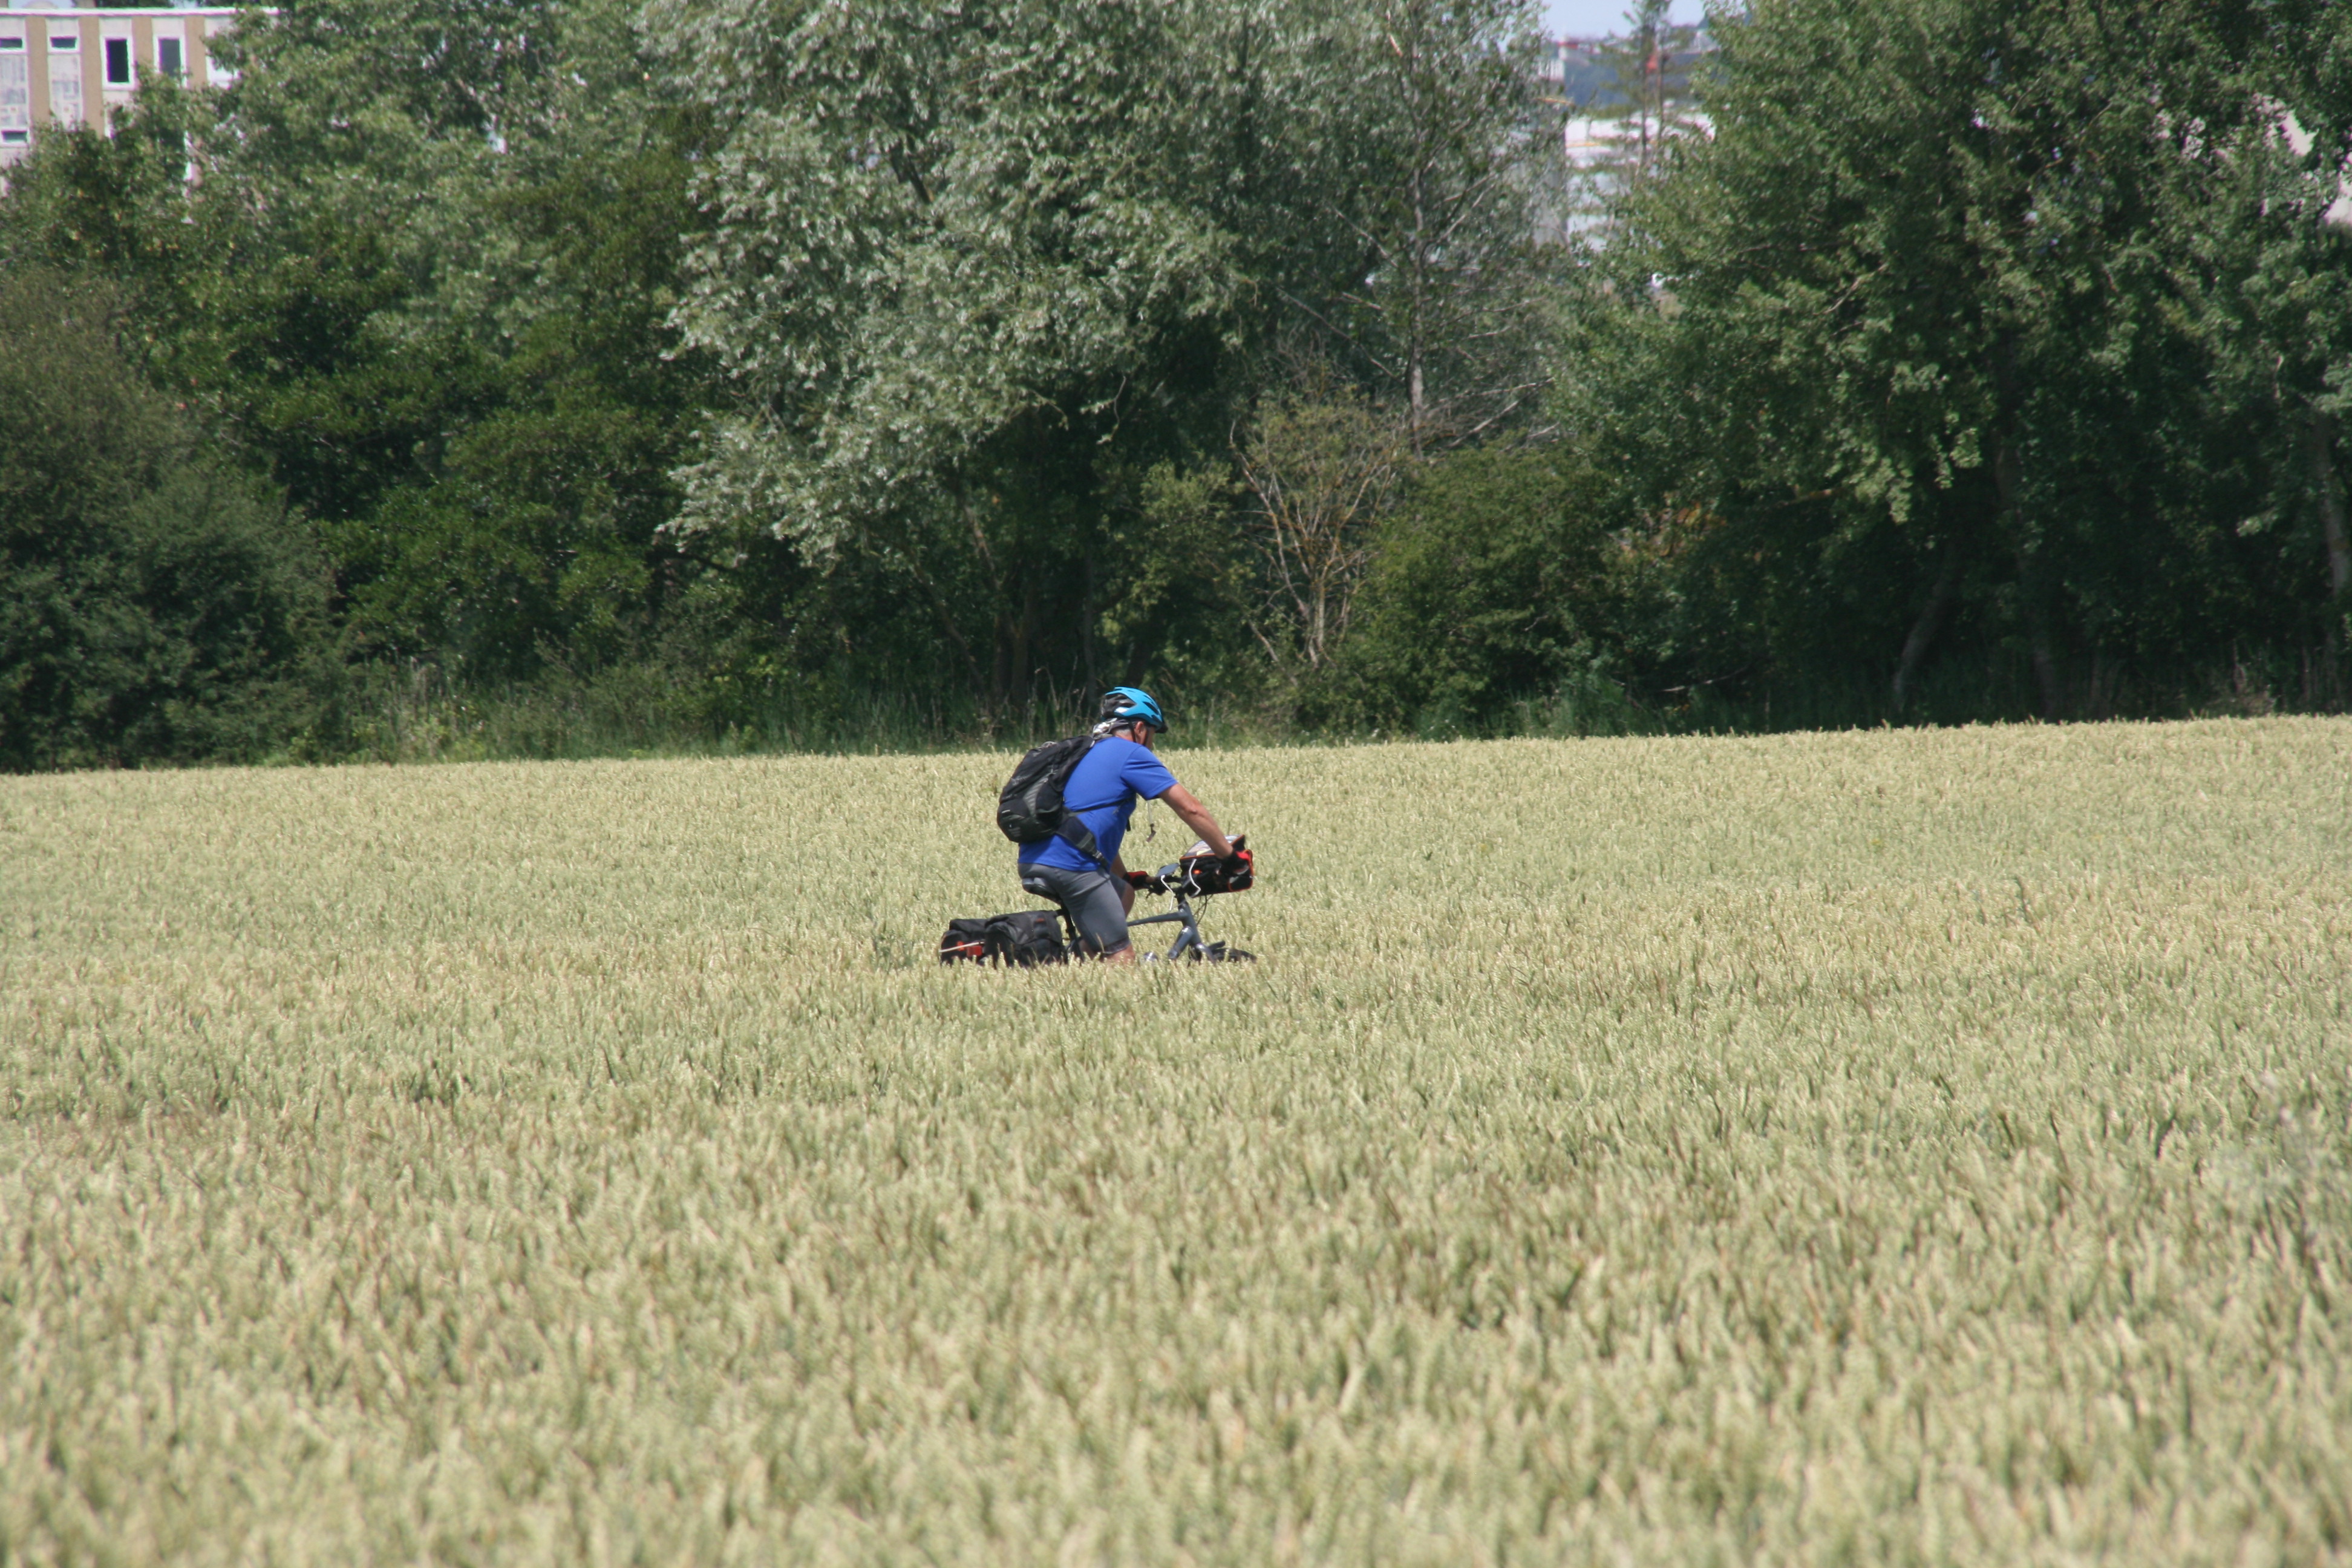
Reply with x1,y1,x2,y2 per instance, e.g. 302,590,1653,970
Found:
4,718,2348,1564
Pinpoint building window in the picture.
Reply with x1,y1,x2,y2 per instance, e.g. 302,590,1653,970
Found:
47,30,80,126
104,37,130,87
158,38,183,78
0,40,25,139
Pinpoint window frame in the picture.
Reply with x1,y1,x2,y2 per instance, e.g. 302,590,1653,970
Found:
103,36,131,87
157,36,184,78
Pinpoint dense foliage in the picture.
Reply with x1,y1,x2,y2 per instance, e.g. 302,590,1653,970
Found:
0,0,2345,766
1570,0,2352,725
0,272,330,768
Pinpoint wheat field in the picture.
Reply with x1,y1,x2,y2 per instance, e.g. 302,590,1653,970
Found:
2,719,2348,1565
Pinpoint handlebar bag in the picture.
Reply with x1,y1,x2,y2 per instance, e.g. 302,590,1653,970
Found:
1180,838,1253,895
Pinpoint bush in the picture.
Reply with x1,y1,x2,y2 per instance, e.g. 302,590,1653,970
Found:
0,272,334,769
1327,440,1638,735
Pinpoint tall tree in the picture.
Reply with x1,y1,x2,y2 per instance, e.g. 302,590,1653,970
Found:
1574,0,2277,718
2177,0,2352,684
1235,387,1407,671
189,0,712,679
1596,1,1678,187
0,271,330,769
1329,0,1554,448
650,0,1559,718
647,0,1249,715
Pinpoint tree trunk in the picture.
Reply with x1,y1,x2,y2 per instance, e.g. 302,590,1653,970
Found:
1408,157,1427,456
1996,433,2063,720
950,472,1013,720
1080,540,1099,692
878,515,985,704
2021,587,2061,719
1892,548,1961,715
2316,411,2349,701
2019,566,2062,720
991,613,1011,720
2312,405,2350,599
1002,569,1037,722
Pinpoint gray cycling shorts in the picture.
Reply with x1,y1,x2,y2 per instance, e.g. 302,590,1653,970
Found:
1019,861,1130,956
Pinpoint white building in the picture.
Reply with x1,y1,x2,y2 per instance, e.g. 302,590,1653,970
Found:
0,3,240,167
1536,31,1716,174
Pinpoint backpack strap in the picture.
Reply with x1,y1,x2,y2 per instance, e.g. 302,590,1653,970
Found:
1054,814,1114,875
1045,735,1114,875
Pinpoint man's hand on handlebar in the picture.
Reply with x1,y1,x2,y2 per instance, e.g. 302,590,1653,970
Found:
1164,835,1253,895
1155,783,1231,861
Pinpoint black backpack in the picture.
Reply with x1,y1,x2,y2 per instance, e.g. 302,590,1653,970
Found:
996,736,1111,871
938,910,1068,967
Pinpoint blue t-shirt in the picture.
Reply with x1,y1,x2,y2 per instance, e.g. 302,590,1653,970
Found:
1018,736,1179,872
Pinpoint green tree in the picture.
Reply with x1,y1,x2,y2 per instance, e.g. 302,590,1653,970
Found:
1574,0,2280,719
3,0,1570,746
194,0,713,680
0,0,724,694
650,0,1560,720
647,0,1249,716
1235,387,1408,675
0,74,213,358
1336,440,1632,733
1327,0,1555,448
0,273,332,769
1590,1,1702,191
2177,1,2352,680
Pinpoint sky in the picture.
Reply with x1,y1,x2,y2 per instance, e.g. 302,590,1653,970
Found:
1541,0,1705,38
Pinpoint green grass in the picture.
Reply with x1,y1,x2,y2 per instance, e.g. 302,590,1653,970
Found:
3,719,2348,1564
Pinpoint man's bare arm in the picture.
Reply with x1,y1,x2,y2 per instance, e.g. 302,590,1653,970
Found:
1155,783,1232,860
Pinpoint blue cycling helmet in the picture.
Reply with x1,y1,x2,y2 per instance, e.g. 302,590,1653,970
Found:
1097,685,1166,733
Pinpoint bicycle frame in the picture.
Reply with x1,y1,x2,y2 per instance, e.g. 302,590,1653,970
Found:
1031,852,1254,962
1119,857,1253,961
1126,886,1210,960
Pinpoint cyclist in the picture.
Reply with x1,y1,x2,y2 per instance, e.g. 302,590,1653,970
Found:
1019,687,1235,964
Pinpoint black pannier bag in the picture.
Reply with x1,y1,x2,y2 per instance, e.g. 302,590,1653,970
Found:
996,736,1110,871
985,910,1067,965
938,917,994,964
938,910,1068,966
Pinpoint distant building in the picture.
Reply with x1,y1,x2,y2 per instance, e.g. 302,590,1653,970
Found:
1537,30,1715,171
0,4,241,168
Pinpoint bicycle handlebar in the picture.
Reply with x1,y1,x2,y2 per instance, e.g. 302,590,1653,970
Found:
1129,837,1253,897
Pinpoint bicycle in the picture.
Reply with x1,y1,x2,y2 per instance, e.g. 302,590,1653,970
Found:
942,838,1257,966
1116,837,1256,962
